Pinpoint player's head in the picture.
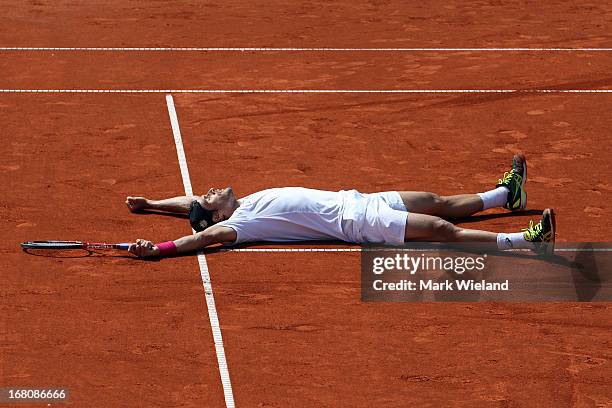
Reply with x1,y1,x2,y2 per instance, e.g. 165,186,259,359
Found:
189,187,238,232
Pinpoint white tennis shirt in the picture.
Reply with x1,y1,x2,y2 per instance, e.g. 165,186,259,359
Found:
216,187,352,244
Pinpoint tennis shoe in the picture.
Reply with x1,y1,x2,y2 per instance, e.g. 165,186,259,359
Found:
523,208,556,255
496,153,527,211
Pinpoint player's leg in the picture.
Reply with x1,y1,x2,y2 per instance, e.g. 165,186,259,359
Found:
125,195,198,214
404,209,556,254
404,212,497,242
398,191,484,218
398,153,527,218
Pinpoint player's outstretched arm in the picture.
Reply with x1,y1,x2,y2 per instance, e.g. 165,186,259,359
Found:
128,225,237,258
126,195,198,214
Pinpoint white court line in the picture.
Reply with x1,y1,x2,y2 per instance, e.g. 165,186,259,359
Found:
219,247,612,252
0,89,611,93
166,94,235,408
1,47,611,51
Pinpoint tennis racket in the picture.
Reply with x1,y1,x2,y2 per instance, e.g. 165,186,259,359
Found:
21,240,131,251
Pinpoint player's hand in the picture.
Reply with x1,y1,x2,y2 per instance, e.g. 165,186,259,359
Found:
128,239,160,257
125,196,149,212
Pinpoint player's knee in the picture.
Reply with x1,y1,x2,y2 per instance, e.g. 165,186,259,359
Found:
431,218,458,241
427,193,446,212
434,194,449,212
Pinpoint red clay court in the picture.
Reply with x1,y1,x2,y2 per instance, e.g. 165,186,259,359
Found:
1,1,611,407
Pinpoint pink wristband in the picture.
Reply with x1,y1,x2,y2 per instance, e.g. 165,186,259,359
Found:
156,241,177,257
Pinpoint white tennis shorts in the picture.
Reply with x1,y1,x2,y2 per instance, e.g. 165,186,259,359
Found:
340,190,408,245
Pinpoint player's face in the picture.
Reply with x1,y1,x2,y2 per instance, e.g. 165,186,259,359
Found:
202,187,235,211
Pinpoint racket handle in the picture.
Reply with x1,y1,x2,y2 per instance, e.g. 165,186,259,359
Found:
117,243,132,250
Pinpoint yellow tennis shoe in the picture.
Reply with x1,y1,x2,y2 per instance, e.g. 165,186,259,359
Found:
523,208,556,255
497,153,527,211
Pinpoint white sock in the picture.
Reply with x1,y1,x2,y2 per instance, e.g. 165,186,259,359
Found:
497,232,534,250
478,186,509,210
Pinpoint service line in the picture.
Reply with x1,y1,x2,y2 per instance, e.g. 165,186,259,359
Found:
0,89,611,93
0,47,611,52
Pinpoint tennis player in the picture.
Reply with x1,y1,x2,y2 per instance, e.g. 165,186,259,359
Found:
126,154,555,258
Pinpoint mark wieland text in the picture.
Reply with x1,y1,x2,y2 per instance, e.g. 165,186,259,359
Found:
372,279,510,291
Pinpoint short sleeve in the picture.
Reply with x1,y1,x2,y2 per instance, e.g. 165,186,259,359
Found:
216,214,251,244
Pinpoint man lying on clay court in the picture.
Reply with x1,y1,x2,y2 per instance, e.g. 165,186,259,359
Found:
126,153,555,258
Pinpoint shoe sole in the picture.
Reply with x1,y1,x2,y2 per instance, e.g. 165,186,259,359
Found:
543,208,556,256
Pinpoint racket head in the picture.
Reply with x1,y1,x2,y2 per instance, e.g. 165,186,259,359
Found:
20,240,93,258
20,240,85,250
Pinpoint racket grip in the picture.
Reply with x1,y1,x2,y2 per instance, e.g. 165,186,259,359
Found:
117,243,132,250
